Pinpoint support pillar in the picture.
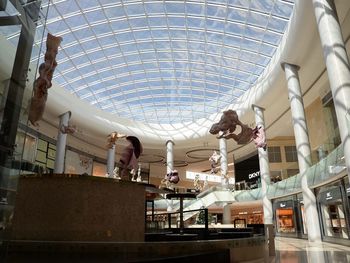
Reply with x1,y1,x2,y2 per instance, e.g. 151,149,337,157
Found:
219,138,228,187
223,203,231,224
313,0,350,185
252,105,273,225
282,63,322,242
166,140,174,174
54,111,71,174
166,140,174,212
106,145,115,177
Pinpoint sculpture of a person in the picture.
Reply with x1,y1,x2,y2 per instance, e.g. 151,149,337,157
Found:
194,174,203,192
136,163,142,182
28,33,63,126
113,166,121,180
120,136,143,180
252,125,267,150
209,150,221,174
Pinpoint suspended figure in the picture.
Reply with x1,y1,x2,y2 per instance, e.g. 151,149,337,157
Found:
209,150,221,174
210,109,267,150
28,33,62,126
119,136,143,180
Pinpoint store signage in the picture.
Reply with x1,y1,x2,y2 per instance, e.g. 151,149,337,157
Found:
280,203,286,208
186,171,235,184
326,192,333,201
248,171,260,180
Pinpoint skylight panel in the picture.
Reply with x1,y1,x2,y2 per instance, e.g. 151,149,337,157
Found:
104,6,125,19
55,0,80,15
168,16,186,28
144,3,165,15
79,0,101,10
273,2,294,18
124,3,145,16
31,0,295,125
206,4,227,19
165,2,185,14
85,9,106,24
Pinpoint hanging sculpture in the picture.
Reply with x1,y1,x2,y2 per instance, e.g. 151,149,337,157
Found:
210,109,267,149
119,136,143,180
28,33,63,126
209,150,221,174
252,125,267,150
159,170,180,189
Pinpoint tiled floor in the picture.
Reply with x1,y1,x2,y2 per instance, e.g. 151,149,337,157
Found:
271,237,350,263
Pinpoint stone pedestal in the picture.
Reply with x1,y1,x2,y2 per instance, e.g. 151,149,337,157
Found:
11,175,146,242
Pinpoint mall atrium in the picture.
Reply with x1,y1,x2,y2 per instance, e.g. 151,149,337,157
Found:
1,0,350,262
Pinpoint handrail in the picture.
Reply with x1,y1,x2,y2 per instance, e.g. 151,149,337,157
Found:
152,144,345,209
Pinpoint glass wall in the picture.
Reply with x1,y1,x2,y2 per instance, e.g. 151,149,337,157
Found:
316,179,350,242
0,0,50,254
275,200,296,234
273,195,306,238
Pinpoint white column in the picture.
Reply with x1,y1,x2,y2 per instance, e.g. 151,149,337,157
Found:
313,0,350,185
54,111,71,173
282,63,322,242
106,145,115,177
219,138,228,187
252,105,273,225
166,140,174,174
223,203,231,224
166,140,174,212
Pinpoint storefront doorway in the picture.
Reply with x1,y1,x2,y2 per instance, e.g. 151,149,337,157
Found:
316,179,350,245
273,195,307,238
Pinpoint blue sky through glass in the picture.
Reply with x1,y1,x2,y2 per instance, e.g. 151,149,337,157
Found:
0,0,295,124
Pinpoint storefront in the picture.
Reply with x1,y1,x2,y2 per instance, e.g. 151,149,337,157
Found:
273,195,307,238
274,199,296,236
316,178,350,245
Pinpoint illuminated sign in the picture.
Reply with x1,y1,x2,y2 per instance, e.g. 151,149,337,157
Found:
248,171,260,180
186,171,235,184
326,192,333,200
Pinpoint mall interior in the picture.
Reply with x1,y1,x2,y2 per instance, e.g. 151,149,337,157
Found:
1,0,350,262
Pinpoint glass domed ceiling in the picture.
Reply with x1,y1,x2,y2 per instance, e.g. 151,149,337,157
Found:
4,0,295,124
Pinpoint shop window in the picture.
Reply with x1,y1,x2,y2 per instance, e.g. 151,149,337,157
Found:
22,134,37,162
285,146,298,162
35,138,56,170
268,146,281,163
318,186,349,239
92,161,106,177
65,150,93,175
276,208,295,233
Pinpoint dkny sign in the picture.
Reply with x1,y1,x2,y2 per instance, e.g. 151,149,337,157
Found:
248,171,260,180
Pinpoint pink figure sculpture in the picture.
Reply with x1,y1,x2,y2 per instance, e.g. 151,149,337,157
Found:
252,125,267,150
209,150,221,174
29,33,62,126
120,136,143,180
167,170,180,184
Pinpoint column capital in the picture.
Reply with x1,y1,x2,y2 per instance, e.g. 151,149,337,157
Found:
251,104,265,111
281,62,300,71
166,140,175,146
